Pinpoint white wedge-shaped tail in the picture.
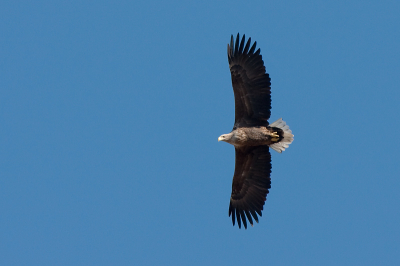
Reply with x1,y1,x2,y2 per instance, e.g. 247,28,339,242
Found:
269,118,294,153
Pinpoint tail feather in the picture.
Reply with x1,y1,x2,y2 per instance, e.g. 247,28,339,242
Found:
269,118,294,153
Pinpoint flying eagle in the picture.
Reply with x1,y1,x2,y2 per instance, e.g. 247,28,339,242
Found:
218,34,294,229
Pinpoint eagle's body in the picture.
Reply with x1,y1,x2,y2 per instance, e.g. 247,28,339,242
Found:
218,34,294,229
219,127,280,147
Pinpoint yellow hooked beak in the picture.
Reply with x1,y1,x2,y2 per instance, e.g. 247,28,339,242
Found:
218,136,224,142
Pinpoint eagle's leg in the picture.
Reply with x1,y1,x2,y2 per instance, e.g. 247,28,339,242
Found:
271,132,279,138
270,132,279,142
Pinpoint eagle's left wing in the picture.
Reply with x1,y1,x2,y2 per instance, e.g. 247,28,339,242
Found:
228,34,271,129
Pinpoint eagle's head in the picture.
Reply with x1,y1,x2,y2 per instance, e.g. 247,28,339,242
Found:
218,132,234,144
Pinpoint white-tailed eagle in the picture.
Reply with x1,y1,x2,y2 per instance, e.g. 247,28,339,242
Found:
218,34,294,229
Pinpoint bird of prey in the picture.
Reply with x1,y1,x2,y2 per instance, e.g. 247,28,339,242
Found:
218,33,294,229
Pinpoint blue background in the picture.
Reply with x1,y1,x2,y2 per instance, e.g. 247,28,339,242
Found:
1,1,399,265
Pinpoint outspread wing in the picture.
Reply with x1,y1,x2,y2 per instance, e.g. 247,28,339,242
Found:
229,145,271,229
228,33,271,129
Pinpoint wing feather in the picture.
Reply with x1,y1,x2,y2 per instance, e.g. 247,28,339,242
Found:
248,41,257,54
227,34,271,128
245,210,253,226
234,33,240,56
229,146,271,229
238,34,245,54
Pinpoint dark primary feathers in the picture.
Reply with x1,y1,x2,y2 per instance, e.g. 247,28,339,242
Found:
229,146,271,229
228,34,273,229
228,33,271,129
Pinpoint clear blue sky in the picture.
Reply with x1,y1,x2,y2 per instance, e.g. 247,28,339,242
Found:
1,1,399,265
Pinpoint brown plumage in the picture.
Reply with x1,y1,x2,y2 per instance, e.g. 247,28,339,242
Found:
218,34,294,229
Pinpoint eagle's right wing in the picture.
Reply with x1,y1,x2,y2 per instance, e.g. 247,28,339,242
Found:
229,145,271,229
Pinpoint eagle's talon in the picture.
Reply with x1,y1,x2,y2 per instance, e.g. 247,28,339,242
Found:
271,132,279,138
